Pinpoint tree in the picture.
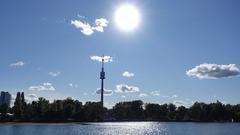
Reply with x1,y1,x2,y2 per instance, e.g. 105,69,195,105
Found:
5,93,240,122
175,106,187,121
21,92,27,118
145,103,161,120
168,103,176,120
83,102,104,121
13,92,22,118
113,100,144,121
159,104,168,120
73,100,83,121
37,97,49,118
63,97,75,119
0,104,9,116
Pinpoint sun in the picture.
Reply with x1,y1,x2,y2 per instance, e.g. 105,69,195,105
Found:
114,4,140,31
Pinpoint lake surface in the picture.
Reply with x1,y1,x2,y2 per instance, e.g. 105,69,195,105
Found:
0,122,239,135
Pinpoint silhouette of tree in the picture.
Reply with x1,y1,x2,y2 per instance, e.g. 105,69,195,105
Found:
2,92,240,122
83,102,104,121
113,100,144,121
13,92,22,118
175,106,187,121
145,103,161,120
168,103,176,120
0,104,8,116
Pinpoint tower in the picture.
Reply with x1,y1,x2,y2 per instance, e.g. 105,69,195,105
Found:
100,56,105,107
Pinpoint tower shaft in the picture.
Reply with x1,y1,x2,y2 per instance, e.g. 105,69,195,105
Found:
100,57,105,107
101,75,104,107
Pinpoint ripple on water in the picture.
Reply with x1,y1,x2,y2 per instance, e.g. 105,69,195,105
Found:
0,122,240,135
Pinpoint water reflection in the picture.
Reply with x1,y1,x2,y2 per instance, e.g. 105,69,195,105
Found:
88,122,167,135
0,122,239,135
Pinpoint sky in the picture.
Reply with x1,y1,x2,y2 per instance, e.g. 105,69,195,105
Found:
0,0,240,108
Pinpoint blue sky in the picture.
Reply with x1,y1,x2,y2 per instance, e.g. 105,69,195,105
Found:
1,0,240,108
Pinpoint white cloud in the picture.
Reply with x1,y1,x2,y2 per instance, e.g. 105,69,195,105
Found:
96,88,113,96
174,100,187,107
71,20,94,35
28,94,38,98
115,84,139,93
186,63,240,79
48,71,61,77
139,93,148,97
95,18,108,27
69,83,78,88
71,18,108,36
10,94,16,107
151,91,160,96
10,61,25,67
104,101,115,109
29,82,55,91
25,94,38,103
158,94,178,98
93,18,109,32
90,55,113,63
122,71,134,78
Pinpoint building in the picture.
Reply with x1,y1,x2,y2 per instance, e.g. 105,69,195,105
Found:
0,91,11,107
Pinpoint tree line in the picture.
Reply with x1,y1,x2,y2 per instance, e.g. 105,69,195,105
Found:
0,92,240,122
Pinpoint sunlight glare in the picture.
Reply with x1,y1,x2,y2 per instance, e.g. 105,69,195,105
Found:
114,4,140,31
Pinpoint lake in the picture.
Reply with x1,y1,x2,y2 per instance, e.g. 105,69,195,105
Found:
0,122,239,135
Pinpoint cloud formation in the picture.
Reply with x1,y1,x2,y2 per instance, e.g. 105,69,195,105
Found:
151,91,160,96
48,71,61,77
29,83,55,91
115,84,139,93
186,63,240,79
93,18,109,32
96,88,113,96
26,94,38,103
122,71,134,78
28,94,38,99
71,18,108,36
69,83,78,88
160,94,178,98
90,56,113,63
139,93,148,97
173,100,187,107
10,61,25,67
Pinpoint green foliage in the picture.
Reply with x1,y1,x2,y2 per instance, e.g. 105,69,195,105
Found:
175,106,187,121
113,100,144,120
0,104,9,116
1,92,240,122
83,102,104,121
13,92,25,118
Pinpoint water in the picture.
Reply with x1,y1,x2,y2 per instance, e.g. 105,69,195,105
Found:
0,122,239,135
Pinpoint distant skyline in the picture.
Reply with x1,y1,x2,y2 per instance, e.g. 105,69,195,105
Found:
0,0,240,108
